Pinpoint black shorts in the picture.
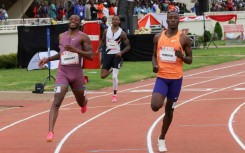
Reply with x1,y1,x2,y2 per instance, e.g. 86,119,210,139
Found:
102,54,123,70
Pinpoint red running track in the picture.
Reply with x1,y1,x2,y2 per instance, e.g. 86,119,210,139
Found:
0,59,245,153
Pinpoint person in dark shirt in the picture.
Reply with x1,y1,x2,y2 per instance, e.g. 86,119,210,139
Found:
99,16,109,64
90,2,98,20
67,1,74,19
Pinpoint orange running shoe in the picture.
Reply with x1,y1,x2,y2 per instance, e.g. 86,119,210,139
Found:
46,132,54,142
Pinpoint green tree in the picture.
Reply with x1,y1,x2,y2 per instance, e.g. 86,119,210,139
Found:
214,22,223,40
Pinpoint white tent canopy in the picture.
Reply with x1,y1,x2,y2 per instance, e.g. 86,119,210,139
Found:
27,50,59,71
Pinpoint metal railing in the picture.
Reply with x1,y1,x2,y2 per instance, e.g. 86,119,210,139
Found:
183,11,245,18
204,11,245,18
0,18,68,33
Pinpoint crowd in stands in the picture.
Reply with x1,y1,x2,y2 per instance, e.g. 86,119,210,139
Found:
192,0,245,16
32,0,192,21
134,0,191,16
2,0,245,22
33,0,118,21
209,0,245,12
0,4,8,21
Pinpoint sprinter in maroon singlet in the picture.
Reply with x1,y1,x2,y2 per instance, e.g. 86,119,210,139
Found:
38,15,93,142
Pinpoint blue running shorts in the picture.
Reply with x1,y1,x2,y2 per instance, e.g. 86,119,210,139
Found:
153,77,183,102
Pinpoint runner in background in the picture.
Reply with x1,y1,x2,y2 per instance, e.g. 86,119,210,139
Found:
98,15,130,102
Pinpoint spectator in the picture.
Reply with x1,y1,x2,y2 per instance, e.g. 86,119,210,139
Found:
153,0,161,13
99,16,109,64
74,0,85,20
57,2,66,21
33,2,38,18
90,1,98,20
43,1,48,18
49,0,57,20
114,2,118,15
84,0,92,20
67,1,74,19
168,2,175,12
97,0,104,20
0,3,8,21
109,2,116,16
163,2,169,12
194,1,199,15
134,2,142,14
103,2,109,18
37,1,46,18
145,3,153,13
210,3,216,12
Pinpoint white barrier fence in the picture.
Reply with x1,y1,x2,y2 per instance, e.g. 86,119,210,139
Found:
1,11,245,55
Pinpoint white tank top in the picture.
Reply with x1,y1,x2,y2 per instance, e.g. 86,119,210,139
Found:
106,26,122,54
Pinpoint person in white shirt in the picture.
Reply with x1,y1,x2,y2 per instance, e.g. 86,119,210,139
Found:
103,2,109,18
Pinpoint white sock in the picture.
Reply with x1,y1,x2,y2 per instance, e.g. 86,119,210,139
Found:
112,68,119,91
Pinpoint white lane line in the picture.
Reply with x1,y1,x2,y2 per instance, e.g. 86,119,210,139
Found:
183,88,213,91
183,71,245,88
228,102,245,150
198,97,245,101
179,124,227,127
56,71,245,153
61,102,151,110
184,62,245,77
0,110,50,132
54,95,151,153
234,88,245,91
147,81,245,153
0,83,154,132
89,148,147,152
0,62,244,150
131,90,152,92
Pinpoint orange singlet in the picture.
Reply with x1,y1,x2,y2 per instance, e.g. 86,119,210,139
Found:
156,30,184,79
97,4,104,19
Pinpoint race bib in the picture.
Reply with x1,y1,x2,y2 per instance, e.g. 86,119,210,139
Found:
108,40,120,50
107,40,120,54
80,12,83,17
61,51,79,65
159,47,176,63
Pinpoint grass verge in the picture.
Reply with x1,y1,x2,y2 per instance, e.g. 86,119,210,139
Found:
0,47,245,91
